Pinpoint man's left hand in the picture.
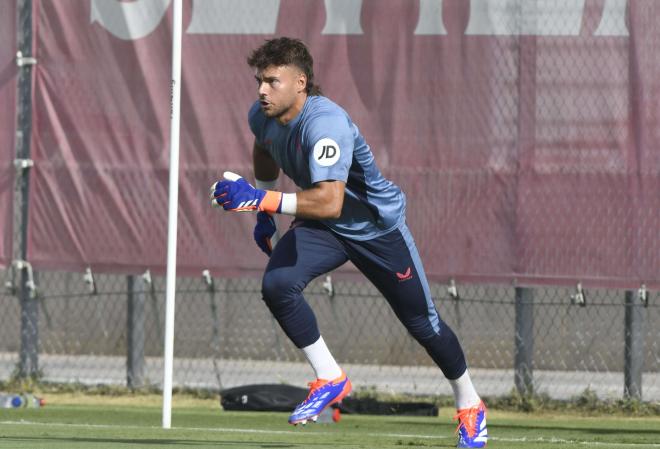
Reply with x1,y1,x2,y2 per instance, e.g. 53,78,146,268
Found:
253,211,277,256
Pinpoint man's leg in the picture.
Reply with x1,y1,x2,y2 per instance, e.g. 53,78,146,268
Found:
262,221,346,351
261,221,352,424
342,223,486,447
342,223,470,382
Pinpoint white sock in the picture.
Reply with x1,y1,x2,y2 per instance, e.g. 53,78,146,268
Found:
449,369,481,409
301,336,343,380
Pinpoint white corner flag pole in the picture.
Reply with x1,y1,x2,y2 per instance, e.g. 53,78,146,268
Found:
163,0,183,430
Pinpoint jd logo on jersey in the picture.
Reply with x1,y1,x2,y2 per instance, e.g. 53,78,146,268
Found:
313,138,341,167
318,145,337,160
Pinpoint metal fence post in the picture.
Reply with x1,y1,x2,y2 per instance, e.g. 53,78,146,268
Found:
18,268,38,377
514,287,534,396
15,0,38,379
127,275,146,388
624,290,645,400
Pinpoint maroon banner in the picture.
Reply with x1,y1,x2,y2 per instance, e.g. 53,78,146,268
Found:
0,1,17,268
27,0,659,288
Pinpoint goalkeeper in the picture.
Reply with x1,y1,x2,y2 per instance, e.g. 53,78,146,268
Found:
211,37,487,448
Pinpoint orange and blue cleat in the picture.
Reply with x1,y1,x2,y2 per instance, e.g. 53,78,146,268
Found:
454,400,488,448
288,372,352,425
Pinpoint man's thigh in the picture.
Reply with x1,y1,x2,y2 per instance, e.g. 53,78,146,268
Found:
342,224,441,332
266,221,349,285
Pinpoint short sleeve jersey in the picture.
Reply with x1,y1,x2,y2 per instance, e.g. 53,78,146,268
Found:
248,96,405,241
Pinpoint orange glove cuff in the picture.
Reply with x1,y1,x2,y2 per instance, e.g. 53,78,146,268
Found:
258,190,283,214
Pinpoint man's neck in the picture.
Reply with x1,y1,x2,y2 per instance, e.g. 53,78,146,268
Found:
277,93,308,125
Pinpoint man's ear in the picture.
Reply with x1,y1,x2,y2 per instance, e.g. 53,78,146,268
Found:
297,73,308,93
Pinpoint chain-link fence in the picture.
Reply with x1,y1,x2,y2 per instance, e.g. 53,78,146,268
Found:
1,267,657,401
2,1,659,407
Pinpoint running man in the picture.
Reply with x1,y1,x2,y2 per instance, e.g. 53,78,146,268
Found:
210,37,487,448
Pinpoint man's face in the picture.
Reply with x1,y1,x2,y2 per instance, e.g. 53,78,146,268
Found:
255,65,305,121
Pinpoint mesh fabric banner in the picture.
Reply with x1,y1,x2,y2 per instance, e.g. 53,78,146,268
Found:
27,0,659,288
0,1,17,268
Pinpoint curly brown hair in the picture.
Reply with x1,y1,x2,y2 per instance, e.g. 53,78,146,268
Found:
247,37,322,96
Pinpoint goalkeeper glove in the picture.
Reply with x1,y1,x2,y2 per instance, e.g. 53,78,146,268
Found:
210,171,282,213
253,212,278,256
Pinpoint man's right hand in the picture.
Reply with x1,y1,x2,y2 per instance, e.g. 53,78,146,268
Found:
253,211,278,256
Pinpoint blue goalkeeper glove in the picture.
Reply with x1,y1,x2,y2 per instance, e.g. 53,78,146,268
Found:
253,212,277,256
210,171,282,213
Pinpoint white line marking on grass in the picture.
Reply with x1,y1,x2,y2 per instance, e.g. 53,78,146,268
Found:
2,420,658,447
1,420,446,438
1,421,299,436
0,420,453,441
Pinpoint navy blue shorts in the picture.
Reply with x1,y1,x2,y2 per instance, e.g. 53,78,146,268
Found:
261,220,467,379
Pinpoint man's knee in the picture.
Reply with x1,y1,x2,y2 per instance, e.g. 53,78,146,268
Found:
405,316,440,343
261,269,302,307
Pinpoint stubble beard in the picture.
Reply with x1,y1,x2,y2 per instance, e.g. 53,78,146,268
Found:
262,102,288,120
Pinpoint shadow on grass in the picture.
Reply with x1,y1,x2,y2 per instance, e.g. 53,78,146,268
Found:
491,422,660,436
386,418,660,437
0,435,364,448
4,436,253,447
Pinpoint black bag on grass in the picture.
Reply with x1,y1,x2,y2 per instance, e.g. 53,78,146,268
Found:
220,384,437,416
220,384,308,412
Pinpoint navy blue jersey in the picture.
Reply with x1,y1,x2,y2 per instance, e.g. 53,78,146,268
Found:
248,96,405,240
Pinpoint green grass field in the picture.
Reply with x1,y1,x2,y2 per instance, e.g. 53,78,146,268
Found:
0,394,658,448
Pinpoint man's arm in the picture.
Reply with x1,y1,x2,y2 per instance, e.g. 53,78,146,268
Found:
253,141,279,182
295,181,345,220
216,142,344,219
252,140,345,220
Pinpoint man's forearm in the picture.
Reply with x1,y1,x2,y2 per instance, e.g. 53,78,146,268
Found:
294,182,344,220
